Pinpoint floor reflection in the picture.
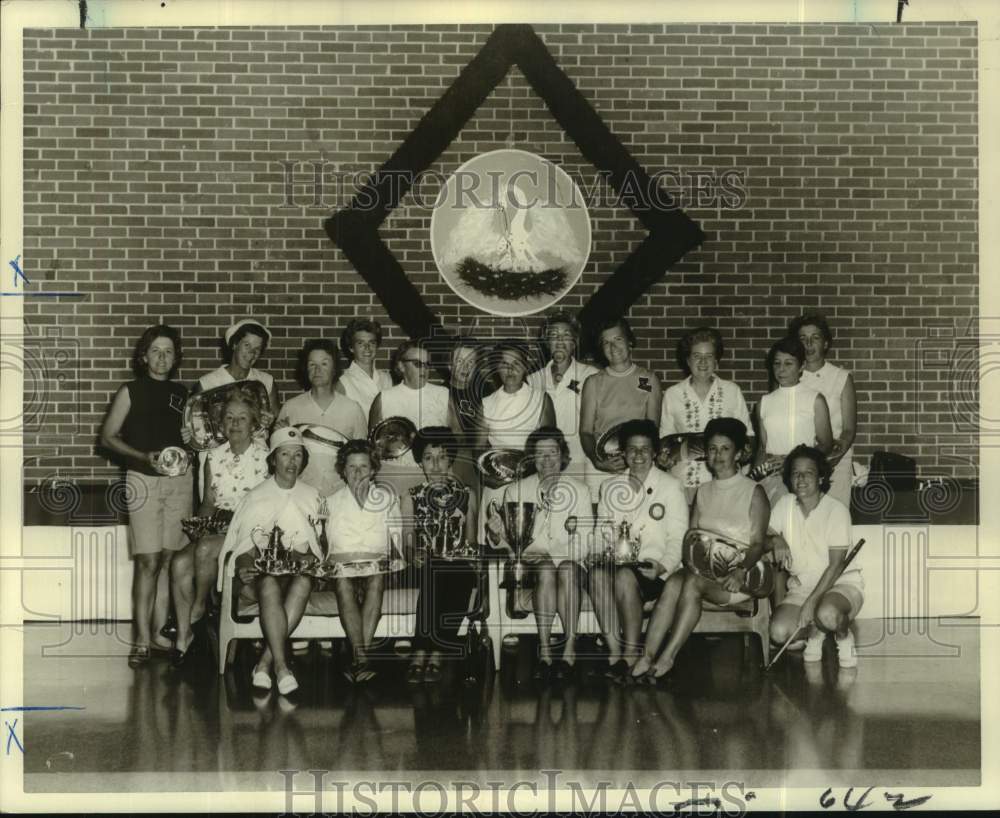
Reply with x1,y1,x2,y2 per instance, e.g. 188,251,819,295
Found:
22,620,980,783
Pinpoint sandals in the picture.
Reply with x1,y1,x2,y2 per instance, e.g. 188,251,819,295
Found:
346,659,376,684
127,645,150,668
252,668,272,690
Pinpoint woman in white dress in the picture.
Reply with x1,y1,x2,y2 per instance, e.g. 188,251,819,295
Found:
527,311,600,500
755,336,834,505
325,439,403,684
789,314,858,510
277,339,367,496
337,318,393,419
220,427,325,695
485,427,593,679
479,340,556,539
659,327,753,502
767,445,864,669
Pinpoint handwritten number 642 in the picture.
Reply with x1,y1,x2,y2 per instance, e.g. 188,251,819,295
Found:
820,787,933,811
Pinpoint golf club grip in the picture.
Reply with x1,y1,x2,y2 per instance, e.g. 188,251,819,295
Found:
840,538,866,571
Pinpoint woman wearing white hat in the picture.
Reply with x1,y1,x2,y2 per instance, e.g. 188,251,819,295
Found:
198,319,279,416
218,427,325,695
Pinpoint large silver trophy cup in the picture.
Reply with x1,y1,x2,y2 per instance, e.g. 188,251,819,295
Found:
488,500,537,588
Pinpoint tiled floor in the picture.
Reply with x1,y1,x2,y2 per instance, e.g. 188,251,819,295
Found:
20,619,980,792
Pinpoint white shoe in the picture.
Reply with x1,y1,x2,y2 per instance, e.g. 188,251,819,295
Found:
835,631,858,668
277,671,299,695
252,669,272,690
803,629,826,662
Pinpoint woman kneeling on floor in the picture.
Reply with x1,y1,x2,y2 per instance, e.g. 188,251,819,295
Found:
218,427,324,695
766,445,864,669
325,439,404,684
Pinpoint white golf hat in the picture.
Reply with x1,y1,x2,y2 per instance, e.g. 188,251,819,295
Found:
268,426,305,454
225,318,272,346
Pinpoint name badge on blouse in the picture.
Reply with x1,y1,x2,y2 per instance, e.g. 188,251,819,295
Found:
637,377,652,393
649,503,665,521
169,393,185,413
567,379,581,394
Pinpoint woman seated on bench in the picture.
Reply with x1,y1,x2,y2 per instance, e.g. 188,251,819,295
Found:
326,439,403,684
589,419,688,682
631,417,769,681
486,426,594,681
218,427,324,695
172,388,269,667
400,427,480,684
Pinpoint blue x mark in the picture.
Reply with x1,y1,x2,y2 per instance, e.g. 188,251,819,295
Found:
8,255,29,288
5,719,24,755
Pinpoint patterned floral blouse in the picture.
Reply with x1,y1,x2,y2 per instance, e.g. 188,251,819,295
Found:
206,439,270,511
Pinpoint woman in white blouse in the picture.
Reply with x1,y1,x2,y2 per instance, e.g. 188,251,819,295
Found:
789,314,858,510
171,390,269,666
326,439,403,684
337,318,393,419
659,326,753,501
220,427,324,695
486,427,593,680
479,340,556,540
755,336,833,505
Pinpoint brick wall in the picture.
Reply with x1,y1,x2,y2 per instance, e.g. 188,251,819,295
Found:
21,23,978,486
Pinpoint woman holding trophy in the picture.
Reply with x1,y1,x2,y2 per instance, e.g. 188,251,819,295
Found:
631,418,771,681
171,388,269,667
101,324,194,668
325,439,404,684
485,427,593,680
400,427,481,684
588,419,689,682
217,427,325,695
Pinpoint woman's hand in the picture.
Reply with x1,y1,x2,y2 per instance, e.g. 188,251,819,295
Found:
485,509,504,543
147,451,161,470
797,597,817,631
596,453,625,473
771,534,792,571
638,559,665,581
180,427,193,445
237,566,258,585
828,439,845,467
721,566,746,593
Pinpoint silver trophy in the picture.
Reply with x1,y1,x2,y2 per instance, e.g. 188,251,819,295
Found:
488,500,537,588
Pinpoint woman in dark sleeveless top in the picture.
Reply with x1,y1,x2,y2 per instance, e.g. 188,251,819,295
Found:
399,427,480,684
100,325,193,668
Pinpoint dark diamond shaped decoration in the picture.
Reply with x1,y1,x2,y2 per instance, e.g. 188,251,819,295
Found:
324,24,705,346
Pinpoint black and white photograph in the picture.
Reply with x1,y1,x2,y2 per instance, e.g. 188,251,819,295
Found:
1,0,997,812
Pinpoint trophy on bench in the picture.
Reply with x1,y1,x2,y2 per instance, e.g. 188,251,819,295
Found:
488,500,537,590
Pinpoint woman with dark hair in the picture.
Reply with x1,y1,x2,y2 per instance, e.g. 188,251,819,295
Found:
485,427,594,678
789,314,858,509
589,419,688,681
755,336,833,505
400,427,480,683
479,340,556,539
217,427,324,695
276,339,367,496
659,326,753,500
446,338,491,489
767,445,864,669
579,316,663,487
198,318,278,417
325,439,403,683
528,311,600,500
101,324,193,667
631,417,770,680
338,318,393,418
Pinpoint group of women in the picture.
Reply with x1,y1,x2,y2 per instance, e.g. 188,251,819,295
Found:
100,309,863,693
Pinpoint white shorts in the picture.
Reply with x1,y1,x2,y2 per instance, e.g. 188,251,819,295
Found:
783,582,864,617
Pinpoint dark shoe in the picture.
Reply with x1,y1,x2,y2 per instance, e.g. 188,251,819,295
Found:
128,646,150,668
604,659,629,682
422,662,442,684
533,660,553,683
406,663,425,684
159,618,178,640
